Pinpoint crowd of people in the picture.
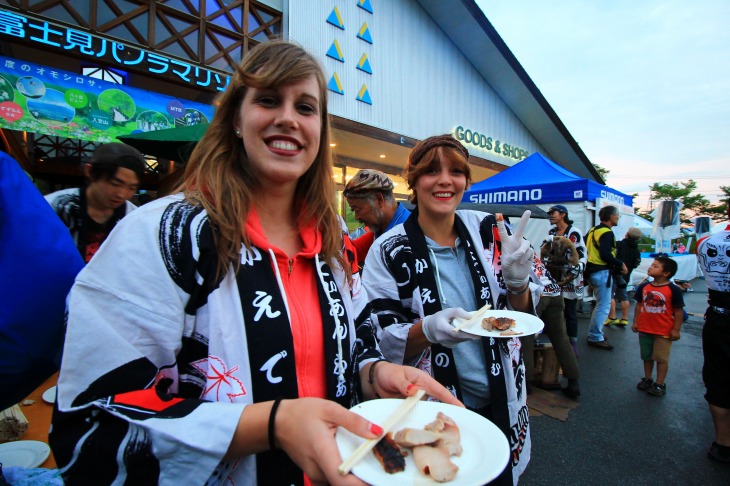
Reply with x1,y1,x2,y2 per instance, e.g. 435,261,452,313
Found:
341,163,729,468
2,39,728,484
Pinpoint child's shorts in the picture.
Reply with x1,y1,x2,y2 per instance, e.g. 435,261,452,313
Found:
639,332,672,363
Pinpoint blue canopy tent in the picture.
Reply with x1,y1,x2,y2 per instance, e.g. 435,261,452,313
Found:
463,153,634,247
464,152,632,208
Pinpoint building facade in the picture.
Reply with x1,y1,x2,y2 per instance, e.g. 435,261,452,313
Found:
0,0,601,212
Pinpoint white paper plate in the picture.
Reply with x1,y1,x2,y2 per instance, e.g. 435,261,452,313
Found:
454,309,544,338
42,385,57,404
336,399,510,485
0,440,51,468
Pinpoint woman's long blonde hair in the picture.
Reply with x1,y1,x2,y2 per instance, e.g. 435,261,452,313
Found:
176,40,346,277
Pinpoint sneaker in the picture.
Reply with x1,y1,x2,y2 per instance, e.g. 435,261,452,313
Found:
617,319,629,326
637,377,654,391
708,442,730,463
604,317,620,326
587,339,614,350
647,383,666,396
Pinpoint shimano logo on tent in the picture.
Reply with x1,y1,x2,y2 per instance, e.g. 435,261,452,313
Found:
468,189,542,204
599,190,625,206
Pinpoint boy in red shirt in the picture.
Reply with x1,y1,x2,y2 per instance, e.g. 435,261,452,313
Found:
631,255,685,397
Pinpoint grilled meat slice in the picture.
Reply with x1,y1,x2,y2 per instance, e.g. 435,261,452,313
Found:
424,412,463,457
393,428,440,447
412,443,459,482
373,432,406,474
482,316,516,332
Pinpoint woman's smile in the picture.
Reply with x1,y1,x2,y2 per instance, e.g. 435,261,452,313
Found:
235,76,322,189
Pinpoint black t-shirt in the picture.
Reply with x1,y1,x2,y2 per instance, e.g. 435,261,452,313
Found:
83,217,117,262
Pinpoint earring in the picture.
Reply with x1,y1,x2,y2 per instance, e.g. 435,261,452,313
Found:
235,130,240,137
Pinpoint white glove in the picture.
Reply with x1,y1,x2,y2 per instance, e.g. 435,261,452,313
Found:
496,211,535,290
421,307,477,348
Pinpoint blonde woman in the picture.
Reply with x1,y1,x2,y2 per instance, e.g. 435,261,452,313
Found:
50,41,458,486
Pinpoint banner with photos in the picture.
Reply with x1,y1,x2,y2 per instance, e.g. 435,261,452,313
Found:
0,55,214,145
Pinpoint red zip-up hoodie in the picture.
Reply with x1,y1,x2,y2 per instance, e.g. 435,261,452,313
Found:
245,209,327,400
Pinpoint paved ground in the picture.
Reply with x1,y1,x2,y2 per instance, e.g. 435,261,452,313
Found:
520,278,729,485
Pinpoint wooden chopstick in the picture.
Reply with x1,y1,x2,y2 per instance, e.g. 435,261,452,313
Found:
452,302,492,332
338,389,426,475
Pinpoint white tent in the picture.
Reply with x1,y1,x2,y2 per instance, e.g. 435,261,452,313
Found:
633,215,654,236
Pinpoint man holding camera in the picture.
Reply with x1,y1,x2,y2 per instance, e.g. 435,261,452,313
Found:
584,205,628,350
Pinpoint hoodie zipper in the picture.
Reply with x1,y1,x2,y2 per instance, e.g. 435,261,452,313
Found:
288,258,294,275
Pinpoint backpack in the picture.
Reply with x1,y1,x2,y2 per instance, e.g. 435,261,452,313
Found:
540,235,579,286
617,239,641,273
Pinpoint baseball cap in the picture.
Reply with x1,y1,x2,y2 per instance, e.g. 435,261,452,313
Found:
343,169,394,197
91,143,146,175
547,204,568,215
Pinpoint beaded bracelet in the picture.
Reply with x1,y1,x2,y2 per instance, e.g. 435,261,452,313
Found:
368,359,387,399
268,397,283,451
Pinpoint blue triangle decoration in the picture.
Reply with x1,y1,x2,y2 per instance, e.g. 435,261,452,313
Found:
357,84,372,104
326,6,345,30
326,39,345,62
357,0,374,14
357,53,372,74
328,72,344,95
357,22,373,44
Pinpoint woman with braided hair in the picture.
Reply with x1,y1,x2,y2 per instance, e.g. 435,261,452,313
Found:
361,134,540,484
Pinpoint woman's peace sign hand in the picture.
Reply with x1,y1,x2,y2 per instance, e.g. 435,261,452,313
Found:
495,211,534,289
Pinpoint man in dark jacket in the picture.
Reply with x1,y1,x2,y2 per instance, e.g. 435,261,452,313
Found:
606,227,643,326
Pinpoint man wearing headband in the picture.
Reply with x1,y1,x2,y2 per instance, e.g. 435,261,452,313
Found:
46,143,145,262
343,169,411,264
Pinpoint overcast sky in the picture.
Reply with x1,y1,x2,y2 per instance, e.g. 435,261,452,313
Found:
476,0,730,209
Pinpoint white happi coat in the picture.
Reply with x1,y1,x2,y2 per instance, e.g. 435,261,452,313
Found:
362,210,538,481
53,194,379,485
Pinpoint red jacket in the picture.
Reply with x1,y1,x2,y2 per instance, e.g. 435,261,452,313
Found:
246,210,327,399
